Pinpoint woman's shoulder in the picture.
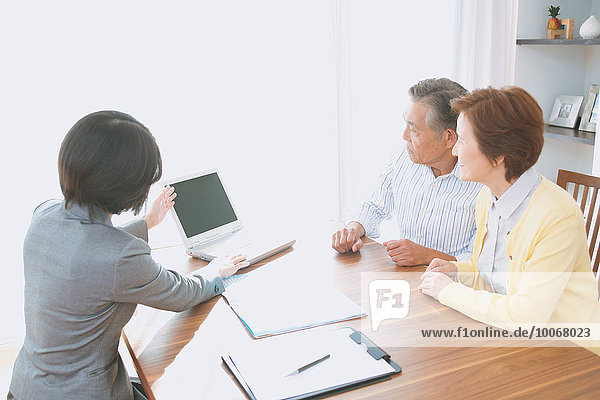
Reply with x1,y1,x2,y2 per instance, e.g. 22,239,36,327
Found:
31,200,150,255
523,177,582,225
534,177,580,211
32,199,62,217
474,176,581,223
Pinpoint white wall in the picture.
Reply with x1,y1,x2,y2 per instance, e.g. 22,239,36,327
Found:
338,0,455,219
515,0,599,180
585,1,600,177
537,138,595,180
0,0,337,339
516,0,594,116
585,0,600,92
515,45,588,119
592,0,600,175
517,0,593,39
0,0,477,342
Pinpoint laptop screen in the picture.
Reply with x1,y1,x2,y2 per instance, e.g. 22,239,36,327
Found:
170,172,238,238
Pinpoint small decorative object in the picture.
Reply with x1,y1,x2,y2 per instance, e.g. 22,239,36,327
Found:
579,15,600,39
547,30,563,39
548,95,584,128
580,84,599,132
547,19,574,39
546,6,574,39
561,19,574,39
547,5,561,30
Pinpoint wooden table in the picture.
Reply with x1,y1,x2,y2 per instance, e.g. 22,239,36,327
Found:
123,233,600,399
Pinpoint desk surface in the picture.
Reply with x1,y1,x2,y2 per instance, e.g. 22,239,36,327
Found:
123,233,600,400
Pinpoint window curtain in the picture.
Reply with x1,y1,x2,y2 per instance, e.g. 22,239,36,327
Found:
333,0,354,222
452,0,519,90
333,0,456,225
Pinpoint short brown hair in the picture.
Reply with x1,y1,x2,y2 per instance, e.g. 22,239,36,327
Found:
451,86,544,182
58,110,162,215
408,78,468,138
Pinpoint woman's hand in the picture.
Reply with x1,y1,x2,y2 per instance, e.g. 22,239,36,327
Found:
417,258,457,300
424,258,458,279
207,254,250,278
144,186,177,230
418,270,455,300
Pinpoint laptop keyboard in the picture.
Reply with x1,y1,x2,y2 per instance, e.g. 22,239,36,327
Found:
201,239,255,257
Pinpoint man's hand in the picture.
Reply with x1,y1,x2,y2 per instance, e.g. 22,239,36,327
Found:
382,239,430,266
144,186,177,230
382,239,455,267
331,222,365,253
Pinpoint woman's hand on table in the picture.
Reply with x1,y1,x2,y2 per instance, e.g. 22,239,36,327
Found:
425,258,458,278
208,254,250,278
417,258,458,300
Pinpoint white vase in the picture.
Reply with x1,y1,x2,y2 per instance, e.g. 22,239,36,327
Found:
580,15,600,39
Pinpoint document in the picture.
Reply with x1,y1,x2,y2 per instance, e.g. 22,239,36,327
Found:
222,253,366,338
223,326,400,400
223,273,248,288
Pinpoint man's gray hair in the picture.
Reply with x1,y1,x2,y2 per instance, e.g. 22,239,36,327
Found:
408,78,468,139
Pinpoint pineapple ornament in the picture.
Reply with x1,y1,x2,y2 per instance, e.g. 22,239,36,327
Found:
546,5,573,39
548,5,561,30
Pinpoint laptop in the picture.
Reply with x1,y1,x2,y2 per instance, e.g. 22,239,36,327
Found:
163,169,295,266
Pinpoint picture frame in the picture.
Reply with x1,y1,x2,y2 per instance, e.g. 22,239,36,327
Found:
580,84,599,133
548,95,584,128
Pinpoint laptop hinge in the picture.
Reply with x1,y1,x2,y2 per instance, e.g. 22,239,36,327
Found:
192,230,237,249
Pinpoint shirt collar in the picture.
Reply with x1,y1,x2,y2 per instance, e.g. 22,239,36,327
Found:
449,159,461,179
64,200,113,226
493,167,540,220
428,159,461,181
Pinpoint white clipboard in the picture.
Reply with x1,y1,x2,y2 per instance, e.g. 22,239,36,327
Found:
222,326,401,400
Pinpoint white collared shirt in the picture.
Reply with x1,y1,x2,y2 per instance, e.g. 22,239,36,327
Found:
346,145,482,260
478,167,542,294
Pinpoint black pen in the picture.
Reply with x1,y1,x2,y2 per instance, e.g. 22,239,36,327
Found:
286,354,331,377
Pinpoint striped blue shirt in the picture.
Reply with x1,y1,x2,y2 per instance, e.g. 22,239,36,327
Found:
347,145,482,260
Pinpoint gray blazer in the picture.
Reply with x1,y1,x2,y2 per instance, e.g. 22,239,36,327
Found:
9,200,224,400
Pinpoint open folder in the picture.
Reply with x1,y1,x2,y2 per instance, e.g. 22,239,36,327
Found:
222,326,401,400
222,255,366,338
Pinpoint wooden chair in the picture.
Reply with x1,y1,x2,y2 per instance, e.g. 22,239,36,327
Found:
556,169,600,279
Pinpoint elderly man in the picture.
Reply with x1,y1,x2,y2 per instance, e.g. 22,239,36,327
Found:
332,78,481,266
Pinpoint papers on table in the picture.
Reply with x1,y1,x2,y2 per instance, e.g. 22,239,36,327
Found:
223,273,249,288
223,326,400,400
222,254,366,338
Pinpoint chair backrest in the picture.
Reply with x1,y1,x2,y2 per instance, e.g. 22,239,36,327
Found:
556,169,600,282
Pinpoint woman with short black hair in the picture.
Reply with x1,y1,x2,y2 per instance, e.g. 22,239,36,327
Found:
58,110,164,216
9,111,248,400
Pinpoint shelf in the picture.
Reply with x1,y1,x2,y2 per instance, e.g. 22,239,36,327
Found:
517,38,600,45
544,124,595,145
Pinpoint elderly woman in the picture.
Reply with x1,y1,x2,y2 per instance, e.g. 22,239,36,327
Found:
418,87,600,351
9,111,248,400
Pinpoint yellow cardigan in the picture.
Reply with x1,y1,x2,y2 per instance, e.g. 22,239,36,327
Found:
438,177,600,351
